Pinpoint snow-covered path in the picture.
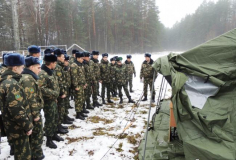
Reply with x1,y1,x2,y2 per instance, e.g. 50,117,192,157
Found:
0,52,172,160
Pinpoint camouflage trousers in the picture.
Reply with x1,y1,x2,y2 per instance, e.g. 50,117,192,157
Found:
64,87,71,116
43,100,58,137
92,81,99,103
102,82,111,99
57,97,66,125
117,84,130,98
84,83,92,105
12,135,31,160
74,86,85,112
110,80,117,94
143,78,156,97
126,75,133,91
30,114,43,159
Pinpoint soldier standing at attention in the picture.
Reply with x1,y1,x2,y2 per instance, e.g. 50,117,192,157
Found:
38,54,62,149
70,49,77,64
0,53,33,160
54,49,72,135
110,57,117,97
63,54,75,122
90,51,102,107
71,52,88,120
20,56,45,160
125,55,136,92
28,45,41,58
100,53,114,104
140,53,157,102
115,57,135,104
0,53,8,75
83,52,95,110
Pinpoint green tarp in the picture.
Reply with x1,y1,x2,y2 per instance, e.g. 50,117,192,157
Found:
141,28,236,160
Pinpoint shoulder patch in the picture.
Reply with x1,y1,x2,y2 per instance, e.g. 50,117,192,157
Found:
29,88,34,94
15,92,23,101
57,72,62,77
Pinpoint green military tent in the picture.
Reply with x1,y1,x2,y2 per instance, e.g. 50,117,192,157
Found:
139,28,236,160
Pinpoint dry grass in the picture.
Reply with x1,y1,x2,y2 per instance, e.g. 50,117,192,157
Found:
92,127,116,137
68,124,81,130
88,150,94,156
88,116,114,124
66,136,94,144
116,142,124,152
127,133,142,145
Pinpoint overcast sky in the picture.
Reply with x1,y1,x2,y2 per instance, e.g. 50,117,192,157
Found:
156,0,219,28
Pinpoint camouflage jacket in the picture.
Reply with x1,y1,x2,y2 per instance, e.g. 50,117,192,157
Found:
90,57,100,81
100,59,111,83
110,63,116,82
20,68,44,120
0,69,33,140
140,59,157,79
0,64,7,76
71,61,86,89
83,60,96,84
64,65,71,88
125,60,136,77
38,64,60,102
54,61,67,96
69,56,76,65
115,64,128,85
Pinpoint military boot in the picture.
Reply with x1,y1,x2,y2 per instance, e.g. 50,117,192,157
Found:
107,99,114,103
82,105,89,114
86,103,94,110
57,125,68,134
142,96,147,101
81,112,88,117
119,97,123,104
102,98,106,104
32,155,45,160
96,101,102,106
10,145,14,156
63,118,73,125
76,112,85,120
130,88,134,93
60,124,68,129
46,136,57,149
128,96,135,103
52,133,64,142
65,115,74,121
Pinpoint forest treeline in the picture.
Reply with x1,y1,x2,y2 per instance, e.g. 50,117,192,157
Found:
0,0,236,53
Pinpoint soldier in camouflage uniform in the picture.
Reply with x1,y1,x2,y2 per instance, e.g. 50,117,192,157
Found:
100,53,113,104
0,53,8,75
28,45,41,58
125,55,136,92
115,57,135,104
83,52,96,109
0,53,33,160
110,57,117,97
63,54,75,123
54,49,72,134
90,51,102,107
38,54,63,149
71,52,88,120
70,49,77,64
140,53,157,102
44,48,54,55
20,56,45,160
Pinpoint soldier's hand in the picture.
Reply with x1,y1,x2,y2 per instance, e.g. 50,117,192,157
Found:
99,80,102,83
84,85,87,89
134,73,136,78
61,94,66,98
75,88,80,91
34,117,40,122
26,129,33,136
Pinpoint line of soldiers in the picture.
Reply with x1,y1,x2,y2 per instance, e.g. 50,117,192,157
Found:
0,45,156,160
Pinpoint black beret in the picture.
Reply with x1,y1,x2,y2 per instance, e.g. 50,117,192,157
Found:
145,53,151,57
127,55,132,58
44,54,57,62
92,51,99,55
76,52,84,58
44,48,54,55
64,54,70,61
72,49,78,54
5,53,25,66
54,49,64,57
102,53,108,57
25,56,41,67
28,45,41,53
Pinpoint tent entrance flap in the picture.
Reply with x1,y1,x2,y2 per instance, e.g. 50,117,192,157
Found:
184,75,219,109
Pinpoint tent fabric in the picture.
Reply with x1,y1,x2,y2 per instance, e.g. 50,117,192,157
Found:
151,28,236,159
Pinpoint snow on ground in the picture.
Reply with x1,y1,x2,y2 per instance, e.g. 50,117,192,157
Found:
0,52,173,160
